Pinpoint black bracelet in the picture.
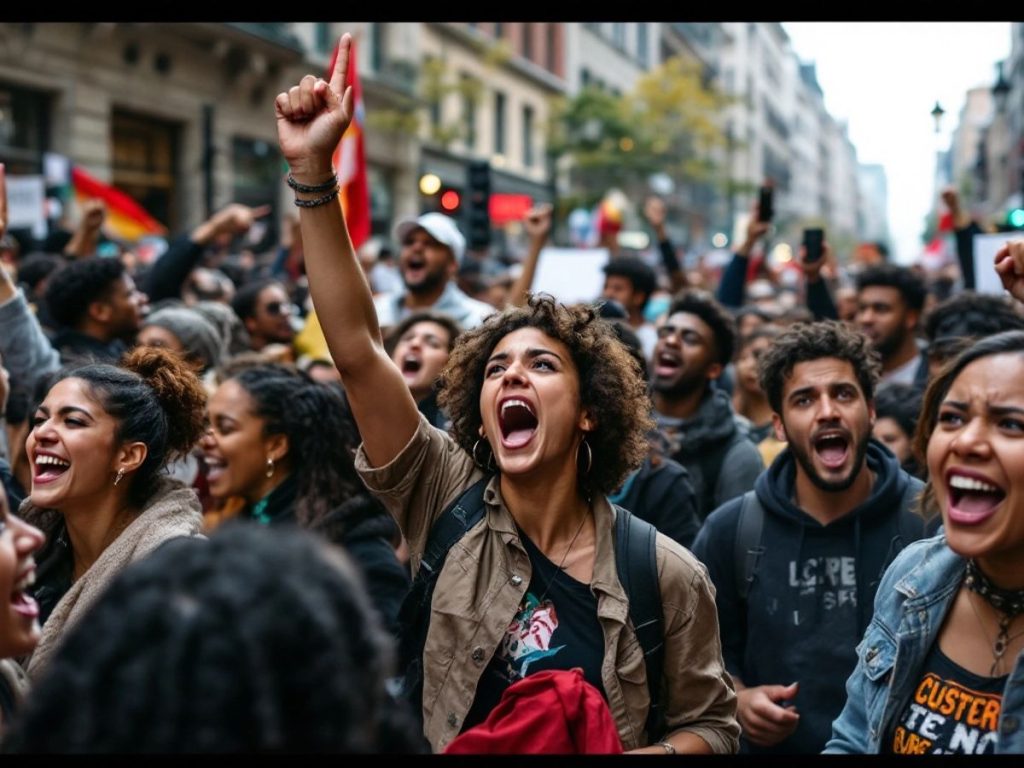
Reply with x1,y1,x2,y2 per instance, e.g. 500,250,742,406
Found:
293,186,340,208
287,171,337,194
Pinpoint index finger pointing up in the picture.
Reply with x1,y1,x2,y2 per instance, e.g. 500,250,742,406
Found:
329,34,352,95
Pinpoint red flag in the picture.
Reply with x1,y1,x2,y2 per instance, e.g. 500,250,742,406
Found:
71,166,167,241
327,38,370,250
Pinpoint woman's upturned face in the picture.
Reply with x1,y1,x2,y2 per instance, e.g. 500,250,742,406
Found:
927,353,1024,565
0,493,45,658
26,378,123,511
201,379,284,505
479,327,591,479
391,321,452,402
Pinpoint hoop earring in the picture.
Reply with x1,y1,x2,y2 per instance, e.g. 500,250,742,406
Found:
265,457,275,479
576,437,592,477
113,468,125,487
472,439,496,472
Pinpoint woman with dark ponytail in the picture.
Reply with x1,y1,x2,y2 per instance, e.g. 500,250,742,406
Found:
21,346,207,678
201,363,409,633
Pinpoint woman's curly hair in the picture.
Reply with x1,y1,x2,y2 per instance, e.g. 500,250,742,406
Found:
437,293,653,495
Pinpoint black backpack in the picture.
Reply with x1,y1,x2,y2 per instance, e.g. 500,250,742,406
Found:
396,475,666,740
733,477,926,601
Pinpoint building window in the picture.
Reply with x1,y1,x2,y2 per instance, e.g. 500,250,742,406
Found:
314,23,332,56
367,165,393,237
612,23,626,50
111,109,180,231
370,22,385,72
522,22,534,62
636,23,648,66
581,68,591,87
232,137,281,249
522,105,534,167
462,74,477,150
494,22,504,39
494,91,506,155
0,81,50,175
546,24,558,73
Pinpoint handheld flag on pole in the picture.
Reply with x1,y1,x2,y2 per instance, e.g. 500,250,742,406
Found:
327,36,370,250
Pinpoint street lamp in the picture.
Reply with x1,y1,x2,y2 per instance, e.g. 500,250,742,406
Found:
931,101,946,133
992,60,1011,113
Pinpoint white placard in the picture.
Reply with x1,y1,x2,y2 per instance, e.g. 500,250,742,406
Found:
6,175,47,239
973,233,1015,295
531,247,610,305
43,152,71,187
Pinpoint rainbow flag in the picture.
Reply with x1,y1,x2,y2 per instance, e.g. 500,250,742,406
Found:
327,36,370,250
71,166,167,242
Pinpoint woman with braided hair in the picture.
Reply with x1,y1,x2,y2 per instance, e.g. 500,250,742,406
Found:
201,362,409,633
3,522,425,753
21,346,207,679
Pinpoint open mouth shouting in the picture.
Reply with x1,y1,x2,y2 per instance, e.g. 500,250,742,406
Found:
403,253,428,282
812,430,851,471
653,350,681,380
203,453,230,488
401,353,423,380
10,563,39,621
33,450,71,486
499,397,538,449
945,469,1006,526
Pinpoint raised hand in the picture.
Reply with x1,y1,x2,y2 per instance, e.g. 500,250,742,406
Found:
523,203,553,243
275,33,355,179
994,239,1024,303
644,195,667,230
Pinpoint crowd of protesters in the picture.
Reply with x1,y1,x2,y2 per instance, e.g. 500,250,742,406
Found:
1,33,1024,753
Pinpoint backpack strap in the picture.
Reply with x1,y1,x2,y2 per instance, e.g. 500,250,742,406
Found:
613,504,665,741
415,475,491,579
734,490,766,601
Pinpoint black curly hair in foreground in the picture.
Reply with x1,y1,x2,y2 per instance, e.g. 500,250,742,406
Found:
437,293,653,495
3,523,425,754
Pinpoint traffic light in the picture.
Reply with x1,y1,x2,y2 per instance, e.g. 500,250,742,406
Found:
1009,207,1024,229
466,160,492,250
439,188,461,214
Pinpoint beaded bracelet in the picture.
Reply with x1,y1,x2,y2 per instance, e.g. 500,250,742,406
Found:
287,171,337,194
293,186,340,208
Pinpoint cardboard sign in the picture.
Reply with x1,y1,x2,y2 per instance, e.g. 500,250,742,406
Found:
6,175,47,239
973,233,1015,295
531,247,610,305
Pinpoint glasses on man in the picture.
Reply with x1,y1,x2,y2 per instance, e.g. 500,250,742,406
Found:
264,301,294,317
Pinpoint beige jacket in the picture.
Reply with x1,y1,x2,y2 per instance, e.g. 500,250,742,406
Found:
20,476,204,679
356,413,739,753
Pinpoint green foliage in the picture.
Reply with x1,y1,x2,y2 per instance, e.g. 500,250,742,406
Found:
547,55,733,198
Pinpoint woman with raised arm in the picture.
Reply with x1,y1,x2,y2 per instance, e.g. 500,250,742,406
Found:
274,35,738,755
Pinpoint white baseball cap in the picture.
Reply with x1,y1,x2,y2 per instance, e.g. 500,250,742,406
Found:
394,212,466,264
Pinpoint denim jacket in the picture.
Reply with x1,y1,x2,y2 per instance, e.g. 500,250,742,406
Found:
824,535,1024,753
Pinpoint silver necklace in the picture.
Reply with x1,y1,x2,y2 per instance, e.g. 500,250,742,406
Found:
534,509,590,604
966,588,1024,676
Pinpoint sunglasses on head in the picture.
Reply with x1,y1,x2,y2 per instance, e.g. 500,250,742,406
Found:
264,301,292,316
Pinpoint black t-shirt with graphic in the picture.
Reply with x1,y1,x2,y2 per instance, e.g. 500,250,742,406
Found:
462,529,605,732
886,641,1007,755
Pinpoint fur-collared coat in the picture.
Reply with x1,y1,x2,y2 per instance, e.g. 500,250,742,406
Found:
19,476,204,679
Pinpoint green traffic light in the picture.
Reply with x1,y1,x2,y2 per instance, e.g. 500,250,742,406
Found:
1010,208,1024,228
